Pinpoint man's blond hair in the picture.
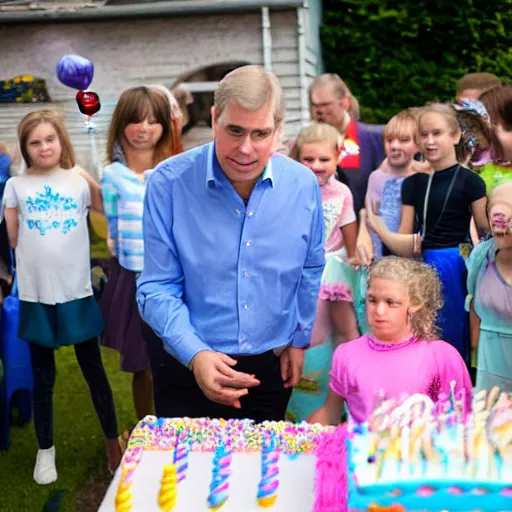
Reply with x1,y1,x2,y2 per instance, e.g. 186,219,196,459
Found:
214,65,284,127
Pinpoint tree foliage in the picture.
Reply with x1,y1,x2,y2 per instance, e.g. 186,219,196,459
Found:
321,0,512,123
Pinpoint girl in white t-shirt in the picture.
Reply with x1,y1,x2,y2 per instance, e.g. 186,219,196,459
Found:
2,110,121,484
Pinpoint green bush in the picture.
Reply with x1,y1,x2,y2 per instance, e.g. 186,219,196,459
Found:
321,0,512,123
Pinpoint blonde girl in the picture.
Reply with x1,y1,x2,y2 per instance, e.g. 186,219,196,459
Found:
367,103,489,366
2,110,121,484
309,257,472,425
287,122,362,422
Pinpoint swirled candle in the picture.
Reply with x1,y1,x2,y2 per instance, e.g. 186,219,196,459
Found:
158,462,178,511
207,442,232,510
257,436,279,508
115,471,133,512
174,442,189,483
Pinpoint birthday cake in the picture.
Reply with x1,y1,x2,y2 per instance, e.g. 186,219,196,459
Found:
99,387,512,512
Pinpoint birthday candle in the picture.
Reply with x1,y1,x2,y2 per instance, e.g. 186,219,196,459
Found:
115,470,133,512
158,463,178,511
257,435,280,508
207,442,232,511
174,441,189,483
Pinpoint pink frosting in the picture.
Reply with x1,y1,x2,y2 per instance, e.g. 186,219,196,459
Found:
313,425,348,512
319,283,353,302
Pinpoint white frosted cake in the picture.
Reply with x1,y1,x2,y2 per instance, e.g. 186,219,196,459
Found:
99,387,512,512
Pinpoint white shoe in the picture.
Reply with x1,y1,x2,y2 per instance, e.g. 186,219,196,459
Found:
33,446,58,485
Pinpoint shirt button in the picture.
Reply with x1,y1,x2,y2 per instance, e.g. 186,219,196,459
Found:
238,335,246,342
243,271,249,278
245,241,252,247
247,211,254,217
244,304,250,310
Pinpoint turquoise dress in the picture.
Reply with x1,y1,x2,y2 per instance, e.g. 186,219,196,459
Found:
466,239,512,392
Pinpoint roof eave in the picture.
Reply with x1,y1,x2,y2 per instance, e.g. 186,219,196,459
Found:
0,0,306,24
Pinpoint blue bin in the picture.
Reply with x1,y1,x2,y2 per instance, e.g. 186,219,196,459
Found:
0,290,33,450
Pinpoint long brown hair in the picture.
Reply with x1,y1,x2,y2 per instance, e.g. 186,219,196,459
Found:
106,86,177,166
18,110,75,169
480,86,512,160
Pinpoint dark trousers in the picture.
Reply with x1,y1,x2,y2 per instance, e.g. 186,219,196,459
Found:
29,338,118,449
143,323,292,423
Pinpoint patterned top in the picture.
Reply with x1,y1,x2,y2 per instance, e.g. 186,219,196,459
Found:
3,168,93,304
367,170,407,259
101,162,146,272
321,177,356,254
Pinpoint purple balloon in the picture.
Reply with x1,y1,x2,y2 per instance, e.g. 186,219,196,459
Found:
56,54,94,90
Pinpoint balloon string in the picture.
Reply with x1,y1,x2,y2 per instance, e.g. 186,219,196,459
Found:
89,125,101,182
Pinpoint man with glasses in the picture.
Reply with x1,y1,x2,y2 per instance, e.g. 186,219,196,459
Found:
310,74,385,213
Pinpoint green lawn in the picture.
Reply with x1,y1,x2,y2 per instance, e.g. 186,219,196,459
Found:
0,346,136,512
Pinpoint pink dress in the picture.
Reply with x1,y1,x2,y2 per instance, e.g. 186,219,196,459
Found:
330,333,473,423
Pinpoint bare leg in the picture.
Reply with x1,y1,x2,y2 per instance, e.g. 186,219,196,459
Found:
106,439,122,473
330,301,360,348
133,370,153,420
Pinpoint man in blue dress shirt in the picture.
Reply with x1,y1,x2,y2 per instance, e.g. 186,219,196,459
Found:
137,65,325,422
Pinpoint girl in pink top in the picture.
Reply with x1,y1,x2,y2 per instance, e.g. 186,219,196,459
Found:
287,122,360,422
309,256,472,425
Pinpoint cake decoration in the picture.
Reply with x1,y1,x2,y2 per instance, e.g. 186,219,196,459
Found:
207,441,232,511
158,462,178,511
102,388,511,512
313,424,347,512
114,469,133,512
173,437,189,483
257,434,280,508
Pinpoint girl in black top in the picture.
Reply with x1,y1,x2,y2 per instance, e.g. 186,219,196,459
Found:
367,103,489,365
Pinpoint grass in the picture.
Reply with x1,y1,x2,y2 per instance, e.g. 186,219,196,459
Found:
0,346,137,512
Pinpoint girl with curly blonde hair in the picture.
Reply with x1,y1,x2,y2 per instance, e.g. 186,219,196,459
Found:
309,256,472,425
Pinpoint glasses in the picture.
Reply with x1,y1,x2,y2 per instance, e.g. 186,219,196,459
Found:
311,101,336,110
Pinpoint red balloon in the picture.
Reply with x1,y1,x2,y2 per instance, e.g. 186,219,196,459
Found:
76,90,101,116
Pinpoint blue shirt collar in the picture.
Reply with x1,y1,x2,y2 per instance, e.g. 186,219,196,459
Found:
206,141,274,188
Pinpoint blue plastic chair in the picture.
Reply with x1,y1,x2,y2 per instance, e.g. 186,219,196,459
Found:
0,274,33,450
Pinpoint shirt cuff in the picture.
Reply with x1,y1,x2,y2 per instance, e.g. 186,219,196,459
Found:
292,328,311,349
164,330,211,367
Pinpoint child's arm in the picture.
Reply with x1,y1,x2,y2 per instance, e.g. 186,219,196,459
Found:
308,390,345,426
76,166,104,214
469,301,481,350
341,221,358,260
365,207,419,257
355,208,374,266
398,204,415,234
4,207,18,249
101,173,120,256
470,197,490,237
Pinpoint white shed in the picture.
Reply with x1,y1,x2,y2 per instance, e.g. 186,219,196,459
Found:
0,0,324,171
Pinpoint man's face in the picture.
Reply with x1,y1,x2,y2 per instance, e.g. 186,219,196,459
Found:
212,99,277,183
310,84,349,128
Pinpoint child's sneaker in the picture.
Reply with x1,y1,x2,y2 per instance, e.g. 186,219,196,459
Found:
33,446,57,485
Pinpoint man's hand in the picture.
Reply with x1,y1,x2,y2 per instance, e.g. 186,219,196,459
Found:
190,351,260,409
280,347,305,388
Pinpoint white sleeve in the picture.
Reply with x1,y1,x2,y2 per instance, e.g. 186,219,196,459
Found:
2,178,18,209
